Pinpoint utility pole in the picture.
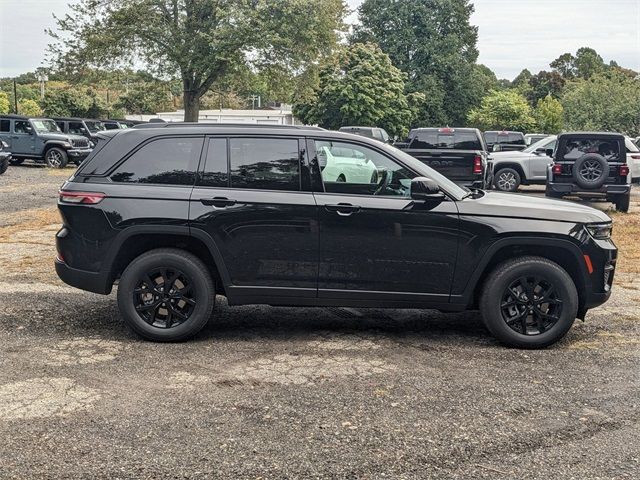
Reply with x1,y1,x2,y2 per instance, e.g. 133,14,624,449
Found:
36,73,48,100
13,80,18,114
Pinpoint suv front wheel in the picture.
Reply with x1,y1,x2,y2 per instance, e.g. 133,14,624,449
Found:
480,256,578,348
494,168,521,192
45,147,69,169
117,248,215,341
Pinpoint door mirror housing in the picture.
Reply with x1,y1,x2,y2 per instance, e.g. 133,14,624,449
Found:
411,177,444,200
545,148,554,158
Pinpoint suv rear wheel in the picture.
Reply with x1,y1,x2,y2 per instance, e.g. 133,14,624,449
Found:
117,248,215,342
494,168,521,192
45,147,69,169
480,256,578,348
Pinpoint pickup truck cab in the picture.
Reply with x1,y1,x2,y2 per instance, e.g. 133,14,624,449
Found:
338,126,391,143
484,131,527,152
398,127,492,188
491,136,556,191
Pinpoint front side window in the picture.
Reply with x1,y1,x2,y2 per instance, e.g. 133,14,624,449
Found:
315,140,416,197
562,139,620,161
110,136,203,185
69,122,85,134
229,138,300,191
32,119,61,133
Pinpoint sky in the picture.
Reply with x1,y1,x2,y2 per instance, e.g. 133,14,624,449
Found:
1,0,639,79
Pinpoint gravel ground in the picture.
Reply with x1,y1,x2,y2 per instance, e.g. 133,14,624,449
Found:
0,164,639,479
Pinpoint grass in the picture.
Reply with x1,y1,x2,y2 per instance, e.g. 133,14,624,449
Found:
0,207,60,242
610,210,640,274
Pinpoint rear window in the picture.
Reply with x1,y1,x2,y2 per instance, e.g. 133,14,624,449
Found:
110,136,203,185
410,130,482,150
561,139,620,162
485,132,525,145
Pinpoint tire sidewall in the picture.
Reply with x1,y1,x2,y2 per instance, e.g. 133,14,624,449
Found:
117,252,214,341
481,260,578,348
45,147,69,169
573,154,608,189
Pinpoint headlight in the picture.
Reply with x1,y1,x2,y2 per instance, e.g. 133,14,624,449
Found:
586,223,612,240
62,142,72,148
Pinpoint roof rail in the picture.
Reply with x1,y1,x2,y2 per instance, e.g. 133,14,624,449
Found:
131,122,324,130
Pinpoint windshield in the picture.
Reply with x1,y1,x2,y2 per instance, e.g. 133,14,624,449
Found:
379,143,470,200
85,121,105,133
31,119,61,133
524,136,556,153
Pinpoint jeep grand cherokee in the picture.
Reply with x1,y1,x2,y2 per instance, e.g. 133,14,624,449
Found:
55,124,617,348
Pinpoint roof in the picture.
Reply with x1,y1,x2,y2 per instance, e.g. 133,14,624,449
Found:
0,114,55,121
558,131,625,137
51,117,90,122
131,122,325,131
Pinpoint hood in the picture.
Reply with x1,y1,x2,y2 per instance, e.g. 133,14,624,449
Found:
41,132,88,142
458,191,611,224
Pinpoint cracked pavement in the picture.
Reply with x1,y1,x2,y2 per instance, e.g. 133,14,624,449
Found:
0,164,638,478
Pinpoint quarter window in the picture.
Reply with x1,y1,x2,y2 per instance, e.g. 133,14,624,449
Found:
314,140,416,197
199,138,228,187
229,138,300,191
110,137,203,185
0,120,9,132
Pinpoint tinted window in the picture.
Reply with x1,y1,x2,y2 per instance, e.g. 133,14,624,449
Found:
69,122,85,134
14,121,32,134
199,138,228,187
111,136,203,185
562,139,620,162
0,120,9,132
229,138,300,191
55,121,65,131
315,140,416,197
410,131,482,150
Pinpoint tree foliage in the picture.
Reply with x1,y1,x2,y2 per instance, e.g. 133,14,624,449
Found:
551,47,606,80
115,82,173,114
562,71,640,135
0,92,9,114
41,86,108,118
468,90,535,132
18,99,43,117
534,94,563,134
354,0,479,126
48,0,347,121
527,71,565,106
293,43,422,138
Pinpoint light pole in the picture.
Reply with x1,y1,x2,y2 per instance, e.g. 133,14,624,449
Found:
36,73,48,100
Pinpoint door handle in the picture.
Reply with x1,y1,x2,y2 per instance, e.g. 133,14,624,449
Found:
325,203,361,216
200,197,237,208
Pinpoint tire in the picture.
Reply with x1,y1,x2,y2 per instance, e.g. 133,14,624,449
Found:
9,158,24,166
614,193,630,213
117,248,215,342
573,154,608,189
479,256,578,349
493,168,521,192
45,147,68,169
0,157,8,175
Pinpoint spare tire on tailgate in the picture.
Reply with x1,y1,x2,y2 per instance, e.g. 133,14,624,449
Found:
573,154,609,189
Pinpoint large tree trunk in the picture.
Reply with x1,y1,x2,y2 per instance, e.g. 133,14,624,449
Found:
183,82,200,122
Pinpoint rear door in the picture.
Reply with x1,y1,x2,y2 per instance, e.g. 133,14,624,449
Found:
310,138,459,302
12,120,36,155
189,135,319,301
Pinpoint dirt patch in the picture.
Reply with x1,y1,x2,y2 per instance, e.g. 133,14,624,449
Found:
0,377,100,420
610,211,640,274
33,338,126,367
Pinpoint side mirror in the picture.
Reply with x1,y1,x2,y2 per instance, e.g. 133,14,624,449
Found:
534,147,546,155
545,148,554,158
411,177,444,200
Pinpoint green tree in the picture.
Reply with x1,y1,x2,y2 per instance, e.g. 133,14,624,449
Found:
41,87,107,117
534,94,563,134
468,90,536,132
115,82,173,114
353,0,479,126
49,0,347,122
0,91,9,114
18,99,43,116
527,71,566,106
551,47,606,80
512,69,533,89
293,43,423,138
561,71,640,135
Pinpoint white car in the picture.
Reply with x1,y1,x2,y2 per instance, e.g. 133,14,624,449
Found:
318,145,379,184
625,137,640,182
490,136,556,191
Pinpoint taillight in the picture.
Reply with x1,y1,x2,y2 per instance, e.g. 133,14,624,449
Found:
439,127,454,133
619,165,630,176
552,163,563,174
59,190,106,204
473,155,482,174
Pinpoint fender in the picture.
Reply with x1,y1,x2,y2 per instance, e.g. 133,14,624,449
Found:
43,140,72,150
451,235,591,306
99,224,232,289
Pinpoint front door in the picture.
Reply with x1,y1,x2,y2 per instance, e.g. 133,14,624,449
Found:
528,138,557,180
310,139,459,303
189,136,318,300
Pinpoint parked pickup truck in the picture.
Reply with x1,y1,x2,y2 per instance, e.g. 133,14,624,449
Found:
397,127,492,188
484,131,527,152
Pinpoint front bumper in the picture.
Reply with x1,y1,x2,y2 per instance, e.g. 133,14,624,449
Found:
67,148,92,159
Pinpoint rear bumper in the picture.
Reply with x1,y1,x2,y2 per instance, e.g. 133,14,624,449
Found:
55,259,112,295
547,181,630,196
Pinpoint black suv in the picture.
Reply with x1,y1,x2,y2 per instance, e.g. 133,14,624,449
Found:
546,132,631,212
56,124,616,348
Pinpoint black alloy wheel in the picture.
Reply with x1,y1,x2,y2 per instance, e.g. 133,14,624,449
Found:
500,276,563,335
133,268,196,329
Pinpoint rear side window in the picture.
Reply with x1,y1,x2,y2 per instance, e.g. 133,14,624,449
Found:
199,138,228,187
410,131,482,150
0,120,9,132
229,138,300,191
561,139,620,162
110,136,204,185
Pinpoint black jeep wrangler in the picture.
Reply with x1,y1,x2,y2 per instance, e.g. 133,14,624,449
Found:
56,124,616,348
546,132,631,212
